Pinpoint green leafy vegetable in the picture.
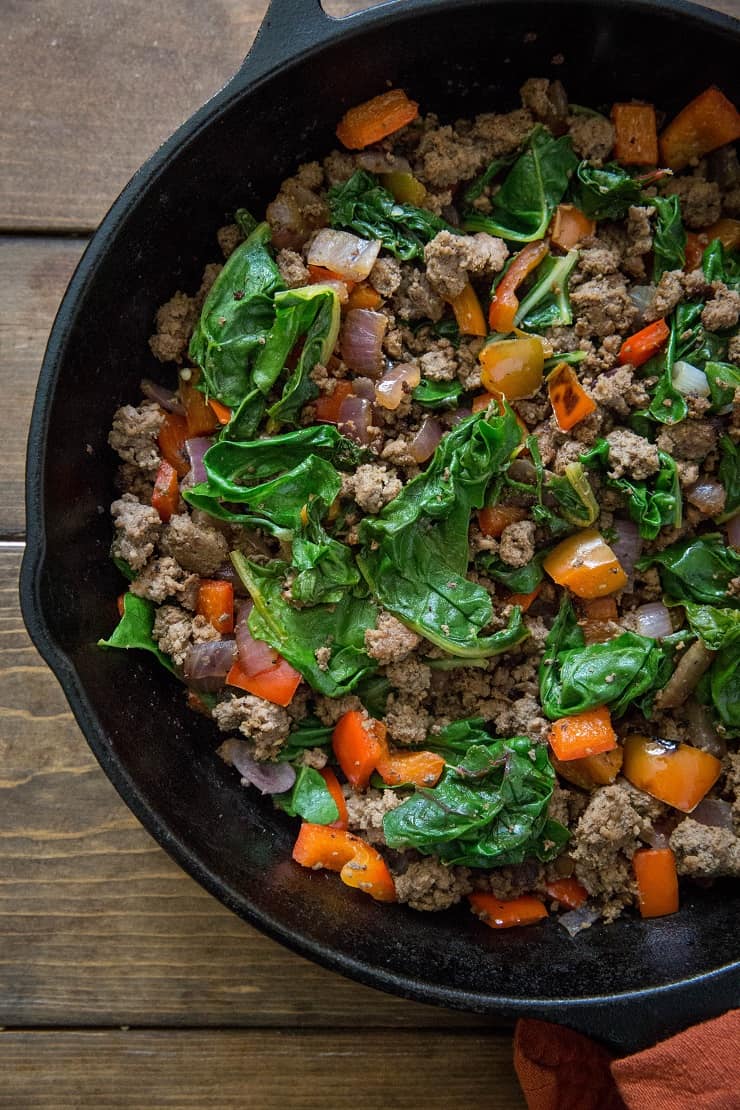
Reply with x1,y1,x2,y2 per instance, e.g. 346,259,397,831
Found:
357,409,529,657
717,435,740,522
515,249,580,330
547,461,600,528
568,161,645,220
463,127,577,242
278,719,333,763
274,766,339,824
189,222,284,408
412,378,463,409
354,674,391,719
704,362,740,413
702,239,740,291
699,632,740,733
234,208,257,237
544,350,587,370
98,593,176,674
580,439,682,539
265,286,341,427
682,602,740,651
329,170,450,261
382,735,568,868
539,595,674,719
477,549,548,595
652,195,686,281
462,152,519,206
422,716,493,756
637,534,740,609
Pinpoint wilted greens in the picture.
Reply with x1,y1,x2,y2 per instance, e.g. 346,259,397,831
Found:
515,249,580,330
638,534,740,609
329,170,450,261
580,439,682,540
98,593,176,675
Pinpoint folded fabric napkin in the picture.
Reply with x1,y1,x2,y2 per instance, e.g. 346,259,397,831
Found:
514,1010,739,1109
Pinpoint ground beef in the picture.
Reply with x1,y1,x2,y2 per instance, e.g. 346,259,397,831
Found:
365,611,421,664
129,556,199,607
701,283,740,331
570,783,650,921
110,494,162,571
423,230,508,299
489,691,549,745
419,343,457,382
519,78,568,130
623,205,654,280
605,428,660,480
670,819,740,878
394,857,473,912
160,513,229,576
322,149,357,186
348,464,402,513
728,334,740,367
217,223,243,259
571,274,636,339
384,657,431,700
415,124,487,188
108,401,164,477
392,266,445,322
148,292,197,363
276,248,309,288
470,108,535,156
313,694,362,727
152,604,220,667
656,419,717,461
344,786,401,845
663,175,722,229
499,520,537,567
369,256,403,296
300,747,329,770
648,269,685,320
385,699,431,746
266,166,329,251
575,244,621,280
591,365,650,417
567,114,615,163
212,693,290,760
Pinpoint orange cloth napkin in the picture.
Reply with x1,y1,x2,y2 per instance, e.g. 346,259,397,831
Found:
514,1010,739,1110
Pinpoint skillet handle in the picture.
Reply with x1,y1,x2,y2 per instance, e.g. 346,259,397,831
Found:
236,0,338,82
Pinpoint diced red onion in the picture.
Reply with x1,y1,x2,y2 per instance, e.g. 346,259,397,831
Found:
235,601,278,676
634,602,673,639
217,739,296,795
687,479,726,516
356,151,412,174
690,797,733,829
628,285,656,325
558,905,600,937
183,639,237,692
308,228,381,283
375,363,421,411
212,562,240,584
640,826,670,850
409,417,443,463
338,395,373,446
314,278,350,304
672,360,711,397
185,437,212,485
727,514,740,550
686,700,727,759
340,309,388,376
141,378,185,414
352,376,377,401
610,518,642,583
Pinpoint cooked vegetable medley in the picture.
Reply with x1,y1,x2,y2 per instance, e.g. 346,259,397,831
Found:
103,79,740,930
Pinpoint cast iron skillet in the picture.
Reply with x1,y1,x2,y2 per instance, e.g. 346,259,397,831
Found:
21,0,740,1052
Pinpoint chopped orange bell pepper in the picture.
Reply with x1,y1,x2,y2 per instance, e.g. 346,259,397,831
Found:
208,398,233,425
380,170,427,206
181,373,219,437
346,283,382,311
552,747,623,791
622,734,722,813
449,282,487,337
611,103,659,166
158,411,190,477
582,598,618,622
468,893,548,929
116,594,126,619
545,878,588,910
618,318,670,368
543,528,628,599
488,240,549,333
151,459,180,523
478,504,529,537
333,710,389,789
548,706,618,762
549,204,595,250
507,584,542,613
702,217,740,253
375,750,445,788
314,381,354,424
632,847,679,918
226,655,302,707
336,89,419,150
318,767,349,830
479,336,544,400
660,86,740,171
292,823,396,902
196,579,234,635
684,232,706,272
547,362,597,431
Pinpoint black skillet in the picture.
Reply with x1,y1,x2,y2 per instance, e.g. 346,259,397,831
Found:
21,0,740,1052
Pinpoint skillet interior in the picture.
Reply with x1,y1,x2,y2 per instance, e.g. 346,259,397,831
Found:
22,0,740,1049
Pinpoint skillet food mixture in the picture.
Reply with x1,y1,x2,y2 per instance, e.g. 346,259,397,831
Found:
103,82,740,931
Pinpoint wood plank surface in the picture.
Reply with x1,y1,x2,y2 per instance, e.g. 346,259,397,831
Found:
0,1029,525,1110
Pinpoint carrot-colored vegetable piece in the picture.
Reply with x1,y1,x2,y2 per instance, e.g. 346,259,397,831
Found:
701,217,740,252
618,318,670,368
549,204,595,250
659,86,740,171
226,656,302,707
336,89,419,150
314,381,354,424
116,594,126,618
308,264,354,294
545,878,588,910
479,336,544,400
208,398,232,425
507,584,542,613
181,374,220,437
196,580,234,635
478,504,528,537
346,283,382,311
547,362,597,431
632,848,679,918
684,232,706,272
151,459,180,523
292,823,396,902
552,747,623,791
622,734,722,813
468,893,548,929
375,749,445,788
611,103,659,166
488,240,549,333
158,412,190,477
579,597,619,646
449,282,487,337
548,706,618,762
543,528,628,599
318,767,349,830
582,598,618,622
380,171,427,206
333,710,389,789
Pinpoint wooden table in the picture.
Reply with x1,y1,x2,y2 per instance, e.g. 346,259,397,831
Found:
0,1,736,1105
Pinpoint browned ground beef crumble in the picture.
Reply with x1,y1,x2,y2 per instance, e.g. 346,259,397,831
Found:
108,79,740,925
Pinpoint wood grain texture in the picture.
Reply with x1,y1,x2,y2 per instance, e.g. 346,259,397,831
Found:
0,548,489,1028
0,1029,525,1109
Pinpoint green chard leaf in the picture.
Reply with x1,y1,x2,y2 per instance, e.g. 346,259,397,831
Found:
699,630,740,734
412,378,463,410
264,285,341,427
463,126,578,242
637,534,740,609
422,716,494,756
278,718,334,763
652,195,686,282
580,439,682,540
382,735,568,868
462,152,519,206
547,461,600,528
476,549,548,595
717,435,740,522
702,239,740,290
98,593,176,675
682,602,740,651
704,362,740,414
515,249,580,330
568,161,651,220
273,766,339,824
329,170,451,261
